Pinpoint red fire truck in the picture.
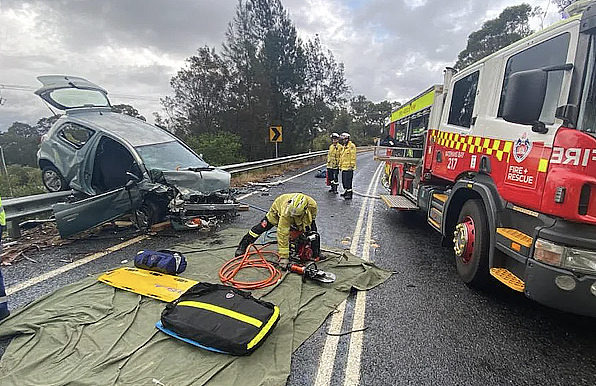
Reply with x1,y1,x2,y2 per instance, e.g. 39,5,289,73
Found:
376,2,596,317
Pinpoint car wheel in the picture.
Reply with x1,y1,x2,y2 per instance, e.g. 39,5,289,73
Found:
134,201,160,232
453,199,491,288
42,166,68,192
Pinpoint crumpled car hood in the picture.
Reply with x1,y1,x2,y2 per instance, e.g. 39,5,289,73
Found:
159,168,230,198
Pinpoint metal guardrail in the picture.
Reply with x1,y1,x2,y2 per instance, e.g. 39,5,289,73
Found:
221,150,328,174
4,191,74,238
2,147,372,238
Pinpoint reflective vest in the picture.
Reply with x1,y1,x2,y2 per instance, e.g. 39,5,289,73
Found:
265,193,318,258
327,143,343,169
339,141,357,171
0,195,5,227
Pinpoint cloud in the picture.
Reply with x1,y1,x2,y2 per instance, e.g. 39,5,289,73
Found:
0,0,561,131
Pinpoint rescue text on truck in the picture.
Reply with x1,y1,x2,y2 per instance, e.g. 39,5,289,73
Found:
376,1,596,318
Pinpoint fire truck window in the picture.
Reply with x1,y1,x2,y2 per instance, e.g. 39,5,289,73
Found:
410,114,429,139
578,36,596,134
498,33,570,124
448,71,479,128
395,123,407,141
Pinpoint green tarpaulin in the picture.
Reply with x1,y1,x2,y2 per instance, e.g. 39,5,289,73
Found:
0,228,391,386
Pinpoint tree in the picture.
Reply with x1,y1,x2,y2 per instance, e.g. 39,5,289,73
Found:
0,122,39,167
35,115,61,135
160,0,349,160
112,104,146,121
349,96,392,138
163,47,230,136
454,4,534,70
185,132,245,166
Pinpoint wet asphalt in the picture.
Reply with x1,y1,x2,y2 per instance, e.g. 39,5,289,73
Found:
2,153,596,385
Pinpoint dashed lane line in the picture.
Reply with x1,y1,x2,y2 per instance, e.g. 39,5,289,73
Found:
314,162,384,386
343,161,381,386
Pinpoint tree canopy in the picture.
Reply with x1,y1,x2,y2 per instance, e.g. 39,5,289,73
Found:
162,0,351,160
454,4,534,70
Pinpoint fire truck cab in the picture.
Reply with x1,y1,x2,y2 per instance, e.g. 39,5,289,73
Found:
378,2,596,317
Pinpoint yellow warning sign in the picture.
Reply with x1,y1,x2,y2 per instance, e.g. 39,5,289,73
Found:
269,126,282,142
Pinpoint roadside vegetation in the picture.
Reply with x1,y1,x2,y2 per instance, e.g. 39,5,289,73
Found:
0,165,45,198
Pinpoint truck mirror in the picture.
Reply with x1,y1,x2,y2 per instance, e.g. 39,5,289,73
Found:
502,69,547,126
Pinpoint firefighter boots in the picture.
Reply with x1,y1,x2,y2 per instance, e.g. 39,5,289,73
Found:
235,234,257,257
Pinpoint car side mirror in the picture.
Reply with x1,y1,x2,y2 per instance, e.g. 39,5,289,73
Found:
502,69,547,127
125,171,141,188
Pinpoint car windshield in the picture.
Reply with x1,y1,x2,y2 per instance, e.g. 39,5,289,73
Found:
49,88,110,109
135,141,209,170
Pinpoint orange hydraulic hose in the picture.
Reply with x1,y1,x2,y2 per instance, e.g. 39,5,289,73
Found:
219,243,282,290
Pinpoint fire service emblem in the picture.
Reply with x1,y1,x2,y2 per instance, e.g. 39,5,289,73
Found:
513,133,532,163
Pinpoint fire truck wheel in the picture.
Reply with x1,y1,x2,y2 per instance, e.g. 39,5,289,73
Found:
454,199,490,287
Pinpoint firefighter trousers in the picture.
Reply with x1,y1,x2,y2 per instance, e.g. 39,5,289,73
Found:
342,170,354,192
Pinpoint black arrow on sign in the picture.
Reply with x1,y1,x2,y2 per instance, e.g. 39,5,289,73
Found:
271,127,281,141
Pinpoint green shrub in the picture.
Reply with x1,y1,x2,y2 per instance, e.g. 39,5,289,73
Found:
0,164,45,198
185,132,246,166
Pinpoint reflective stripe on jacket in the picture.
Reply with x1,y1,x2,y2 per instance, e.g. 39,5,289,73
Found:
0,195,5,227
339,141,357,171
327,143,343,169
265,193,318,258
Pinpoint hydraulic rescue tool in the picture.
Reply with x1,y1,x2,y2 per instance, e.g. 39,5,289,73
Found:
286,261,336,283
290,230,321,262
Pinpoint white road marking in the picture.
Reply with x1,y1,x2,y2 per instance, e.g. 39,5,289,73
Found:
343,163,381,386
6,235,148,295
314,163,383,386
236,163,326,201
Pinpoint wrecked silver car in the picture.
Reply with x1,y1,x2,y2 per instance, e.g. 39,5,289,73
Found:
35,75,236,237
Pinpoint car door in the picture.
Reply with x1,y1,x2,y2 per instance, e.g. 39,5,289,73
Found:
53,183,142,238
53,135,145,238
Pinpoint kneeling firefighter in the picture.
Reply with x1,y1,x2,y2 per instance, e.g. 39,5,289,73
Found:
235,193,319,266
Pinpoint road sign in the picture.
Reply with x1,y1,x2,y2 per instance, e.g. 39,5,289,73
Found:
269,126,282,142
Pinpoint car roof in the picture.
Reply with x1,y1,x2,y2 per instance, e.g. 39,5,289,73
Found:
66,110,176,147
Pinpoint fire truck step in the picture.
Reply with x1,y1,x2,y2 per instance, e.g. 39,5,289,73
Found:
490,268,525,292
496,228,532,256
432,193,448,203
380,195,418,210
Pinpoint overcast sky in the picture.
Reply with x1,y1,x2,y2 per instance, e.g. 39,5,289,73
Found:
0,0,561,131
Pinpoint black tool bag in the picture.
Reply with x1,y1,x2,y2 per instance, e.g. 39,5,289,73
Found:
161,282,280,355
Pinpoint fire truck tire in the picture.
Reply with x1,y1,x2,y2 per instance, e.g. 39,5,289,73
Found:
454,199,490,287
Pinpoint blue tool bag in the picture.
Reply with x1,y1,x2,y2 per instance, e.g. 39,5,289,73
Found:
134,250,187,275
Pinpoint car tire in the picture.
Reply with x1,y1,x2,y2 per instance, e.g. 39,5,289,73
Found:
454,199,491,288
134,201,160,232
42,165,68,192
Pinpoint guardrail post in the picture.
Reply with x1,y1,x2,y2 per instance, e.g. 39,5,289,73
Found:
7,219,21,239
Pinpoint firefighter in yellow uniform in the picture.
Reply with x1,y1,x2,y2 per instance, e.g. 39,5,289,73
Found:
326,132,343,193
0,194,9,320
235,193,318,266
339,132,356,199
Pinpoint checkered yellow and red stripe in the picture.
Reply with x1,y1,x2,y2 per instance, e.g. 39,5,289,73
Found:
430,129,513,162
